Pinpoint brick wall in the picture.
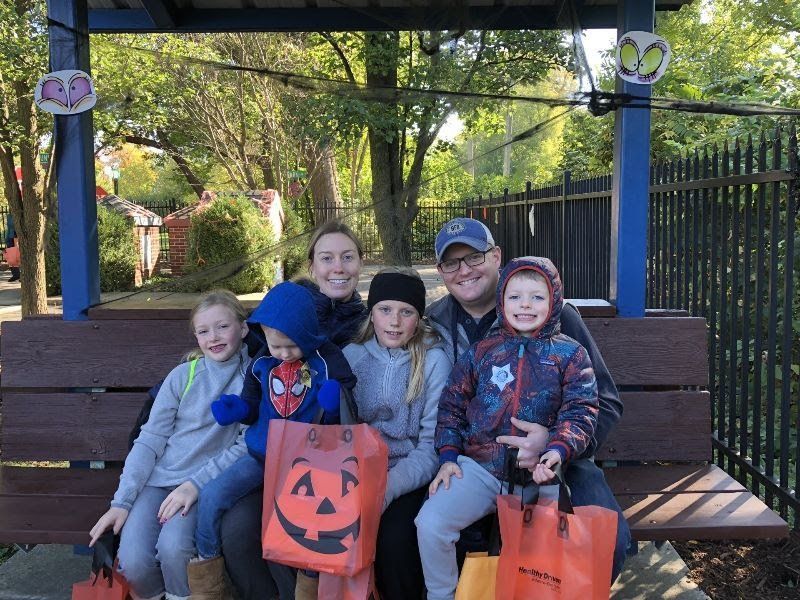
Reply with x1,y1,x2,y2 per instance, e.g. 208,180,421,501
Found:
168,223,189,277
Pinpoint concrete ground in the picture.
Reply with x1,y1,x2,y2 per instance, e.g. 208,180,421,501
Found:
0,542,708,599
0,267,709,599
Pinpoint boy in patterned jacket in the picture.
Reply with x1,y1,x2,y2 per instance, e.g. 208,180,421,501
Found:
415,256,599,600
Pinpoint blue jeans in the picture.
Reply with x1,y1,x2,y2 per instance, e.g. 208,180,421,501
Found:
196,453,265,559
564,457,631,583
117,486,197,598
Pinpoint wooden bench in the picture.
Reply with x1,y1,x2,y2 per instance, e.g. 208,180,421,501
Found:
0,310,788,545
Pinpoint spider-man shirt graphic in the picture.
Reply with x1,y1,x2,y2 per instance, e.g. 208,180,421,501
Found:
233,281,357,462
269,360,308,418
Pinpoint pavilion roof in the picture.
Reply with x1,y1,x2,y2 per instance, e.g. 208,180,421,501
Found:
86,0,691,33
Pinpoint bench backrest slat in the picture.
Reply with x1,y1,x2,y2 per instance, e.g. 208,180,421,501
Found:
1,316,711,466
597,391,711,462
585,317,708,386
1,393,144,461
0,320,195,388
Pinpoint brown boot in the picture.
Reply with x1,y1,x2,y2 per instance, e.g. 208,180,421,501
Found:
187,556,229,600
295,571,319,600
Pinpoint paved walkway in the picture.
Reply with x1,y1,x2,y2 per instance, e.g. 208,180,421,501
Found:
0,266,708,599
0,541,708,599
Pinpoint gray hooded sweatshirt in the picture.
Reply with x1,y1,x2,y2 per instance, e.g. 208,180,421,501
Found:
344,337,450,507
112,347,249,510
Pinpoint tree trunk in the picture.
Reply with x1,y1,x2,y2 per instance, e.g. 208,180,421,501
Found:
304,141,342,225
368,127,412,265
10,76,48,315
365,31,413,266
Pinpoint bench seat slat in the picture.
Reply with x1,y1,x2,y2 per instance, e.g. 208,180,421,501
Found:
598,391,711,462
604,465,746,495
0,494,111,545
618,490,789,541
1,393,145,462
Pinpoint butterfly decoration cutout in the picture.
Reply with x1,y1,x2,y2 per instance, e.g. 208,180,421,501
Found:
615,31,671,85
35,70,97,115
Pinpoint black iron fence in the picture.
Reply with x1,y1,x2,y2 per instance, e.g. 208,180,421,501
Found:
467,125,800,526
138,199,181,265
297,200,467,262
0,199,181,265
466,174,613,299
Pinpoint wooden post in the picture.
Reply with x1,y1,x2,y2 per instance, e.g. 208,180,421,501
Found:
48,0,100,320
610,0,654,317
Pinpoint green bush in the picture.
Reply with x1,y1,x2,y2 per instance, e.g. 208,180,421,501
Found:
45,206,138,295
183,195,276,294
280,203,307,280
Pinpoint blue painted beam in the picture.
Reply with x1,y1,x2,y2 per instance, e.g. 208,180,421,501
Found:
610,0,654,317
47,0,100,321
140,0,177,29
88,6,622,33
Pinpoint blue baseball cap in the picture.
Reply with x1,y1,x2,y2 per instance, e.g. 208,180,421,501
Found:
435,218,495,263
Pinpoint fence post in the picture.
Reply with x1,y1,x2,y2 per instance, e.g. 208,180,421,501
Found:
525,181,532,255
562,170,571,274
503,188,509,257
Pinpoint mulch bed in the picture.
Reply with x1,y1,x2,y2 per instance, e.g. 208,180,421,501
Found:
673,530,800,599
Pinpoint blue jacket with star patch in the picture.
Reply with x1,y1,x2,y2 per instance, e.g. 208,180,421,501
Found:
435,257,598,480
239,282,356,461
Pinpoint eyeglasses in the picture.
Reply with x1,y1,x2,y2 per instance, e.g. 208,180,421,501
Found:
438,248,494,273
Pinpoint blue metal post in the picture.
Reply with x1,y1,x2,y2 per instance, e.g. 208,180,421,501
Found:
610,0,654,317
48,0,100,320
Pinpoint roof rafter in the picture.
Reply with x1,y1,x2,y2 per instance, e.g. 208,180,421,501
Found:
139,0,177,30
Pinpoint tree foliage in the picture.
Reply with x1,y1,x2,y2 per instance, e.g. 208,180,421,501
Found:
46,205,138,295
306,29,569,263
185,196,276,294
0,0,51,315
561,0,800,174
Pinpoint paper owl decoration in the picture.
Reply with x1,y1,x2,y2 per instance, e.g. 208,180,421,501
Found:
35,70,97,115
615,31,671,85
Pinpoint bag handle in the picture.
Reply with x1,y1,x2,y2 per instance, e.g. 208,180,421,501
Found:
505,447,573,515
90,531,119,587
522,473,574,516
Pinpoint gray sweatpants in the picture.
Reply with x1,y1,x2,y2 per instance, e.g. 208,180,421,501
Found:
117,486,197,598
415,456,522,600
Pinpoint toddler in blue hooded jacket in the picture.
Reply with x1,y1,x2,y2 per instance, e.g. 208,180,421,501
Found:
193,281,356,564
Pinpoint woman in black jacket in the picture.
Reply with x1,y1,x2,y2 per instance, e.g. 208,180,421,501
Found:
220,221,368,600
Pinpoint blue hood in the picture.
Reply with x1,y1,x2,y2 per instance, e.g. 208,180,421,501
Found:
248,281,326,357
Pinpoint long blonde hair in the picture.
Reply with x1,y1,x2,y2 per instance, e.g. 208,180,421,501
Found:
354,267,441,403
186,289,248,361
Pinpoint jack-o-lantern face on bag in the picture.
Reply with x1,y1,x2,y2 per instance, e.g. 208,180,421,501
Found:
274,445,361,554
262,420,388,576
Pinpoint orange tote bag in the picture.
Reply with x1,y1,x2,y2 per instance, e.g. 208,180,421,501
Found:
72,532,131,600
4,241,19,268
495,478,618,600
261,420,388,576
318,566,381,600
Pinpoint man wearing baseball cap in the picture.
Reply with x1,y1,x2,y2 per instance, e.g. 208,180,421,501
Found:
426,217,631,581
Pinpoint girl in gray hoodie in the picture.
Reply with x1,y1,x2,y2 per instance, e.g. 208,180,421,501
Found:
88,290,250,600
342,268,450,600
